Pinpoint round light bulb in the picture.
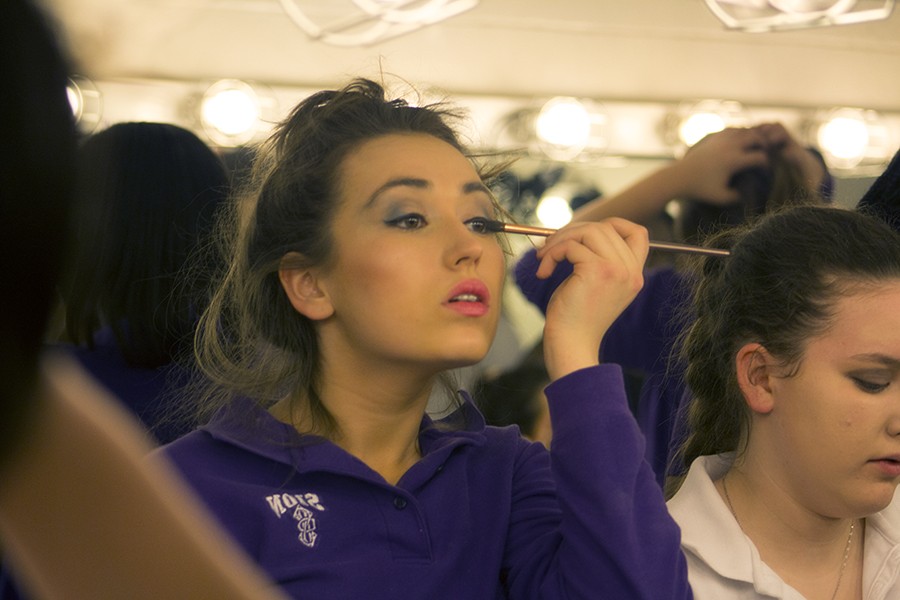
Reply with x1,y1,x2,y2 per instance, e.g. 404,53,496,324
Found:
679,112,726,147
535,195,573,229
817,115,869,162
201,89,259,137
66,83,83,122
535,98,591,149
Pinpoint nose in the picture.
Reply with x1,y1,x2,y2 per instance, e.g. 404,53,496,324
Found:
888,413,900,438
443,220,483,269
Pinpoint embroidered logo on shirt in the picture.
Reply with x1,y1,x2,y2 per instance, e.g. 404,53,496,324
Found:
265,492,326,548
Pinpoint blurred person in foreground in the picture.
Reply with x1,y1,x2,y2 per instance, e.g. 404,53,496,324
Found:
0,1,288,598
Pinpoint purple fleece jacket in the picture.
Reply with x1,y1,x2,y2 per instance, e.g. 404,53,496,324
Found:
158,365,691,599
514,250,691,486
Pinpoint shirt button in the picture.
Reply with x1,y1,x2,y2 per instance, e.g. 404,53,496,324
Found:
393,496,408,510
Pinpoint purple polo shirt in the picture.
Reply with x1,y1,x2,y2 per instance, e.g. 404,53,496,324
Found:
157,365,690,599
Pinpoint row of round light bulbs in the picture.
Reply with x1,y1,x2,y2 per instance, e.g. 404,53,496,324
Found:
66,76,895,172
527,96,894,171
65,77,274,147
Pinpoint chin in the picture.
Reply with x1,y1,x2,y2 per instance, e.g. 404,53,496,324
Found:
852,484,899,517
449,352,490,370
438,346,491,371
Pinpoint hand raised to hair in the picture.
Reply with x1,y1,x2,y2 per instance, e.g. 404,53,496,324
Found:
755,121,828,195
674,127,771,205
534,218,649,381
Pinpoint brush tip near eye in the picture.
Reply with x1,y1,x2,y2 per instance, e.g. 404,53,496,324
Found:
482,219,506,232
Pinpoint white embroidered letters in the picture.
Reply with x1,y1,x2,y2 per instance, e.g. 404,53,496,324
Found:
264,492,326,548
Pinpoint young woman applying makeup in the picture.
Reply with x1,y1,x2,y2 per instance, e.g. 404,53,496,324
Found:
157,79,691,599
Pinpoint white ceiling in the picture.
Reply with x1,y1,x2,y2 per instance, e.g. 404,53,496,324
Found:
40,0,900,111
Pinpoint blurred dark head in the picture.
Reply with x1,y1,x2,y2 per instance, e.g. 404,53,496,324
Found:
856,147,900,233
474,363,550,439
61,121,229,368
0,0,77,466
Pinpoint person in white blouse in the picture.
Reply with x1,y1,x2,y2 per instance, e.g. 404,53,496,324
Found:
667,205,900,600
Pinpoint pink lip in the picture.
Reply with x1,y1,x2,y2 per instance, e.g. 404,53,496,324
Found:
444,279,491,317
869,456,900,478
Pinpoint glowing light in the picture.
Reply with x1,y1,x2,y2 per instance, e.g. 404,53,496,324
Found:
678,112,727,147
535,194,573,229
66,83,83,122
200,80,264,147
535,97,591,149
668,99,748,151
65,76,102,133
818,116,869,161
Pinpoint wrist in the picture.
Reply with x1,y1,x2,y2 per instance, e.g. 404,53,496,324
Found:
659,160,694,200
542,335,600,381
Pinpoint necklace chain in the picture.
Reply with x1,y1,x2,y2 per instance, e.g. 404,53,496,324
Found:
721,475,855,600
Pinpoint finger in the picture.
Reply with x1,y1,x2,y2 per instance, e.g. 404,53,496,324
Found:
732,146,770,171
601,217,650,269
542,219,648,275
735,126,767,148
757,122,794,149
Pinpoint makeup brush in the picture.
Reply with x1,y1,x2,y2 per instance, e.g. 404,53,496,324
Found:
483,220,730,258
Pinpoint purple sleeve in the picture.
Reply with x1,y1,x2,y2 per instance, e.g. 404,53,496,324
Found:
514,249,688,374
513,247,571,317
503,365,692,599
600,267,688,373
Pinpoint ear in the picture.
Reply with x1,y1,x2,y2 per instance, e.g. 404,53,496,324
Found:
278,252,334,321
735,342,776,415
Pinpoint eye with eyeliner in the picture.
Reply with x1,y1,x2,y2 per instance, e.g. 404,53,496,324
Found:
383,212,497,234
849,372,891,393
465,216,492,234
385,213,427,230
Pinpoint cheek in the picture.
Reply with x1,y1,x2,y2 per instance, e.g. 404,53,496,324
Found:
485,242,508,287
340,251,416,300
794,393,872,451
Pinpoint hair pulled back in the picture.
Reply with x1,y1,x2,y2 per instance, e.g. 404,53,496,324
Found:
193,78,478,432
675,206,900,474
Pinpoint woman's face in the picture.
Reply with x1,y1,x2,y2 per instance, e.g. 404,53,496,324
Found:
312,133,506,375
762,280,900,517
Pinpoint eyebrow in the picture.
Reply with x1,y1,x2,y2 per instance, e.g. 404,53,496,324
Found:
364,178,491,208
850,353,900,368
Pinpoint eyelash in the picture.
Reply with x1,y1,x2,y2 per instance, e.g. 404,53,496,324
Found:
386,214,426,230
385,214,493,235
851,377,890,394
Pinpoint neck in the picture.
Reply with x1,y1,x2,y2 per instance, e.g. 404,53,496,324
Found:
271,359,436,486
720,463,863,599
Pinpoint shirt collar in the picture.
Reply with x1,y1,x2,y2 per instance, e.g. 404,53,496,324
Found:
668,454,801,597
202,392,487,482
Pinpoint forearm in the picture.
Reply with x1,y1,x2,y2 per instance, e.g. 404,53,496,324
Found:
572,162,689,225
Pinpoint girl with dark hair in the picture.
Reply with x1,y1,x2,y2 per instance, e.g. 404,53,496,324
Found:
667,206,900,599
59,121,230,443
158,78,691,599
